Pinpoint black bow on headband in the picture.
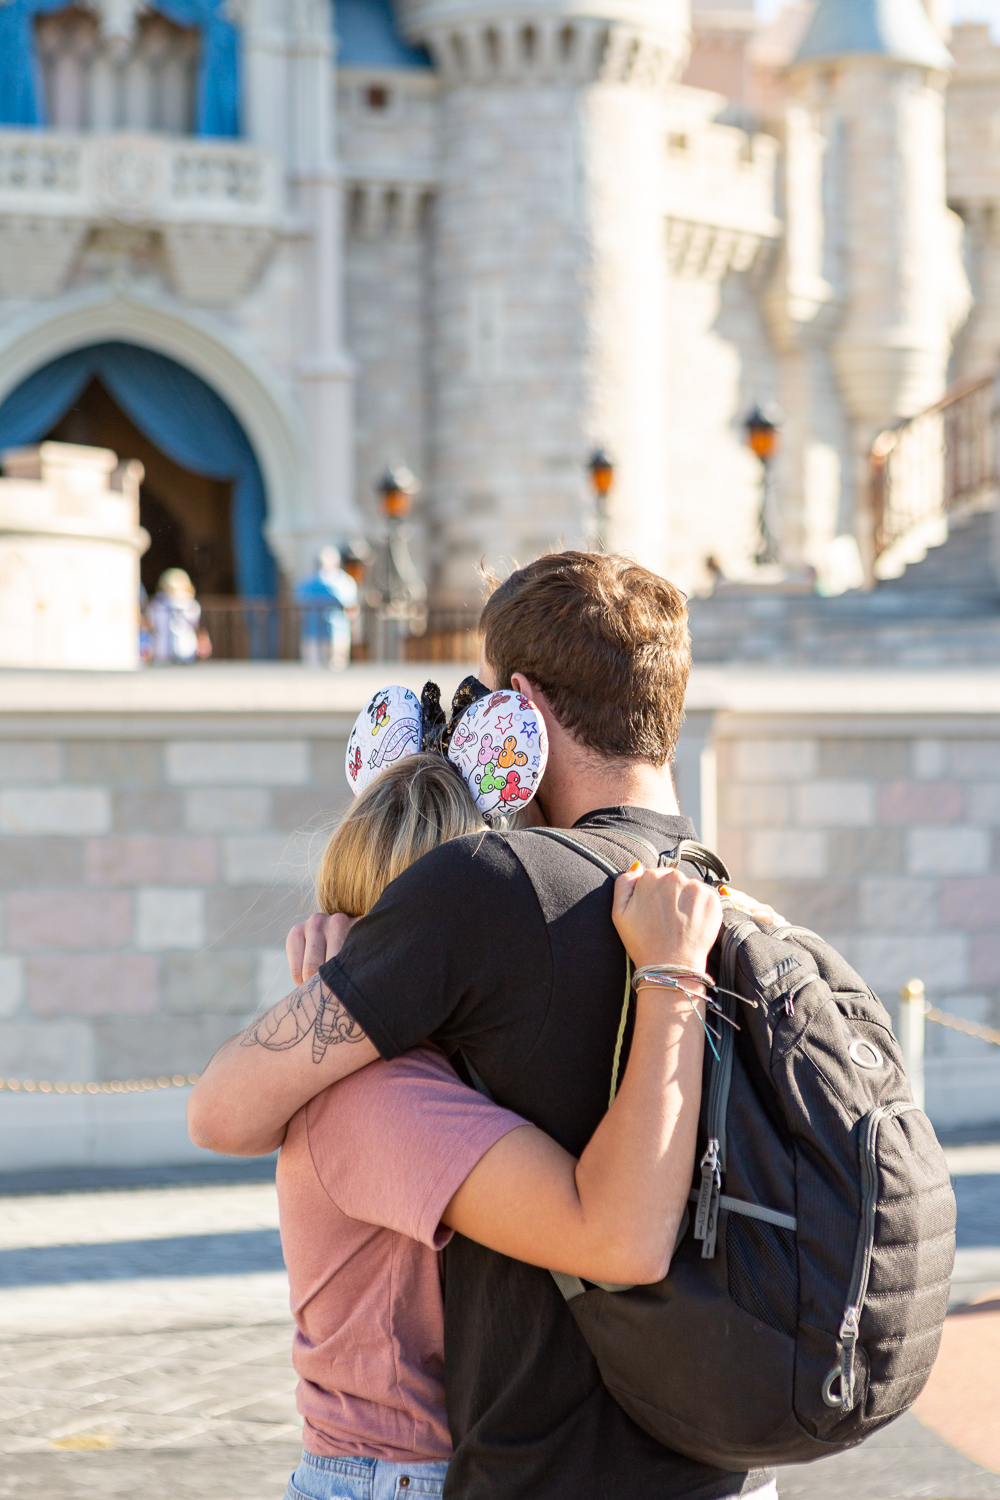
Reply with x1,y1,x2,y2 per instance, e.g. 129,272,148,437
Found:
419,675,491,756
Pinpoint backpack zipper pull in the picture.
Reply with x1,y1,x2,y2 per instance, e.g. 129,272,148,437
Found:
694,1137,721,1257
838,1305,859,1411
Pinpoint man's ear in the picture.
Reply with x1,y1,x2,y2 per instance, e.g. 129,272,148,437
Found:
511,672,539,700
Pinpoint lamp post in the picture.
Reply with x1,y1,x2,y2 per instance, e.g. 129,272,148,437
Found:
744,404,782,566
588,448,615,549
366,465,427,662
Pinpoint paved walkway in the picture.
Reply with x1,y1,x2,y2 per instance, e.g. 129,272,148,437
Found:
0,1164,301,1500
0,1146,997,1499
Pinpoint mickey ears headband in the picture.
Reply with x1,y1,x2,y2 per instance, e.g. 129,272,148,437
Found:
345,675,548,821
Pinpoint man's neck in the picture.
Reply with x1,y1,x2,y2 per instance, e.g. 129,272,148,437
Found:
504,672,681,828
535,749,680,829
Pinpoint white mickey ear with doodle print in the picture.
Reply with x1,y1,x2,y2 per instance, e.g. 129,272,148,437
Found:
345,684,422,795
447,690,548,819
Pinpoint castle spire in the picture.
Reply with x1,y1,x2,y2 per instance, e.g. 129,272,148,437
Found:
793,0,952,72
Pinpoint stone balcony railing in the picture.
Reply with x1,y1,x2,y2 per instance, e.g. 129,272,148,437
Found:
662,92,781,280
0,130,284,306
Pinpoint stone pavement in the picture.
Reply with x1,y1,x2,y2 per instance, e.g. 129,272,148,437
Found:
0,1147,996,1499
0,1162,302,1500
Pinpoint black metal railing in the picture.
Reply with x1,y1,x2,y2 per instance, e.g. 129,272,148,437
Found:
196,599,480,663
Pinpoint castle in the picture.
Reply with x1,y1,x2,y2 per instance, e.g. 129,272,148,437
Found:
0,0,997,612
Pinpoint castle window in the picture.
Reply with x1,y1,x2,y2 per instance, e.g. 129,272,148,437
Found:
35,9,198,135
668,132,690,156
366,84,391,111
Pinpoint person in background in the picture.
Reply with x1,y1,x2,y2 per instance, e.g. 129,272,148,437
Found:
138,584,153,665
296,547,360,670
147,568,208,665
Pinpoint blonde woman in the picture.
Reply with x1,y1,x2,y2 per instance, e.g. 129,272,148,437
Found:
269,754,721,1500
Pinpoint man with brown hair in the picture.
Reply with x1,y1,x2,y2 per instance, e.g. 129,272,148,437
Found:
190,550,774,1500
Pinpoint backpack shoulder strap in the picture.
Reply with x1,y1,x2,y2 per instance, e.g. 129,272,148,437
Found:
524,826,660,876
524,826,731,886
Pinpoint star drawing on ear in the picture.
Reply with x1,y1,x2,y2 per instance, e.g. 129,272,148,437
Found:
495,713,514,733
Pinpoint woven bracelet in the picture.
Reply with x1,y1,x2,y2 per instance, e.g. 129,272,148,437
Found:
632,963,713,992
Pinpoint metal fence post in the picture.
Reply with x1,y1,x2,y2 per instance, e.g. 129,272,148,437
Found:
898,978,926,1110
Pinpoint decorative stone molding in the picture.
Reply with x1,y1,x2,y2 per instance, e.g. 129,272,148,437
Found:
665,217,769,279
345,178,434,241
662,107,781,279
393,0,689,88
0,132,283,306
93,138,168,221
414,16,684,88
162,224,281,304
0,219,88,300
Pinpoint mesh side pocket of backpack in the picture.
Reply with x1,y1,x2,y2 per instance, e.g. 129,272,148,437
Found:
726,1213,798,1336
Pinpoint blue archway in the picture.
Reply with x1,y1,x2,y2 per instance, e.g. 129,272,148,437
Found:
0,341,276,596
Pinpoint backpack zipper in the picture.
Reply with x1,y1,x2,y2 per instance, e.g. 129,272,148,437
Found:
825,1100,918,1412
693,917,757,1259
698,1008,735,1258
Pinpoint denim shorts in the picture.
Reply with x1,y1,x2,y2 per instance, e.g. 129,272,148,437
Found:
284,1449,448,1500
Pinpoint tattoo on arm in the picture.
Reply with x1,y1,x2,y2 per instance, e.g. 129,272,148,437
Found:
240,975,366,1063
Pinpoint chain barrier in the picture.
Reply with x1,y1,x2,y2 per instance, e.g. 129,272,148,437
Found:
924,1006,1000,1048
899,977,1000,1047
0,1074,200,1095
0,985,994,1098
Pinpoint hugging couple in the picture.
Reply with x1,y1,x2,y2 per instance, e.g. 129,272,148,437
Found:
189,551,781,1500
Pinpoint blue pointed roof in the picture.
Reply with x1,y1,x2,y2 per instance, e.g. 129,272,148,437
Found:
335,0,432,70
794,0,952,71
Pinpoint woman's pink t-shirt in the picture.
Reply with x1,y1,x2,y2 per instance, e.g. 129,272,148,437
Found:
276,1044,525,1462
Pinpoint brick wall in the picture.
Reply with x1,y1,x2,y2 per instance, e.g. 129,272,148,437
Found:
714,722,1000,1128
2,666,998,1167
0,726,353,1088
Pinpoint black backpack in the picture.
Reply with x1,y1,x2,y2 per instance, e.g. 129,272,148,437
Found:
523,825,957,1471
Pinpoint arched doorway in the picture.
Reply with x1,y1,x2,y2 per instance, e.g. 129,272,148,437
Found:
0,341,276,597
47,377,236,598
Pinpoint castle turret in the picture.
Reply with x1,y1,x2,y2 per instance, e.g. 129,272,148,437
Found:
787,0,969,576
394,0,691,603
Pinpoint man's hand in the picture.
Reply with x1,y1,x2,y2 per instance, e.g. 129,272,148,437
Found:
612,864,722,975
286,912,357,985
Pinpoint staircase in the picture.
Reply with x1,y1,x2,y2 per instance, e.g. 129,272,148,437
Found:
689,511,1000,667
690,371,1000,667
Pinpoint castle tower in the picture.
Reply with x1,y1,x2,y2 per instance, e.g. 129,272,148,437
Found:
394,0,691,603
244,0,360,578
786,0,969,575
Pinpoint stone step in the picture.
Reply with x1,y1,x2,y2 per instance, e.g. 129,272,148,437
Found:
690,507,1000,664
881,510,998,593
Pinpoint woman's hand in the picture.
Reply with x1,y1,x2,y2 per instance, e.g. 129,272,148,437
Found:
612,864,722,975
286,911,358,985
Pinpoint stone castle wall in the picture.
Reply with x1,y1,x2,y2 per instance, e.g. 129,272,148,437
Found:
0,671,428,1110
1,665,997,1171
693,677,1000,1132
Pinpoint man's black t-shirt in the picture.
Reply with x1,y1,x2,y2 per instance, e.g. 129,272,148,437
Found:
322,807,762,1500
